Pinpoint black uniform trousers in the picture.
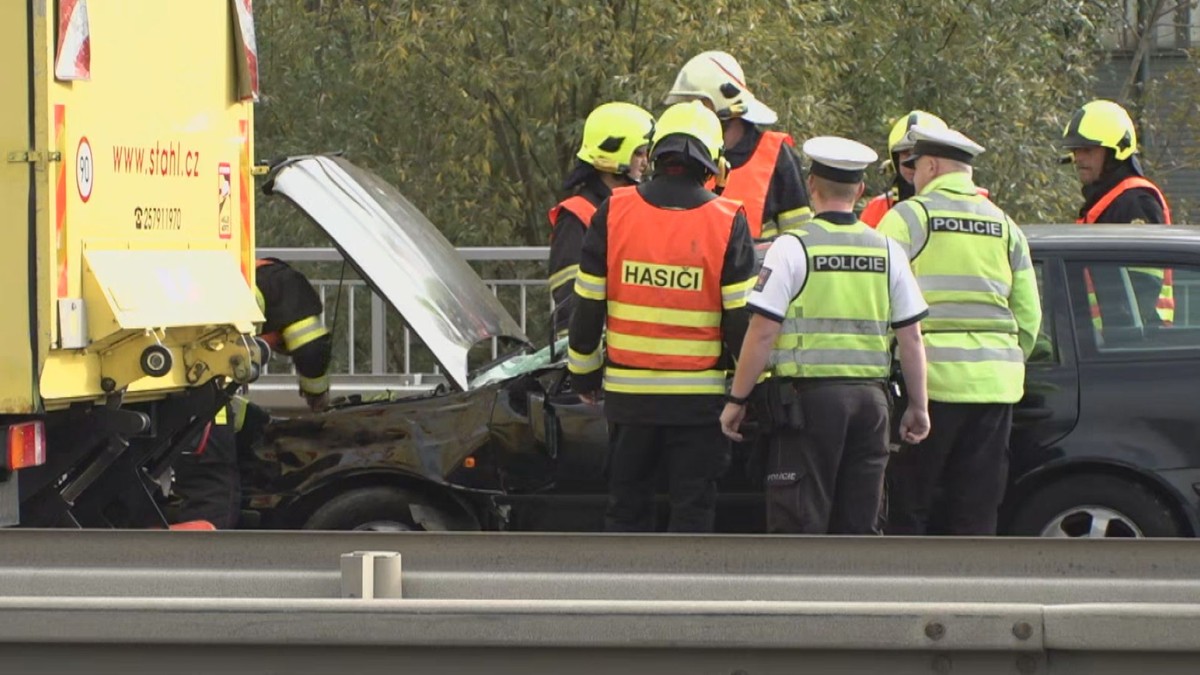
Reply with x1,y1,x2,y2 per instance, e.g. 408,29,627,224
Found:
172,403,241,529
605,423,730,533
766,382,890,534
885,401,1012,536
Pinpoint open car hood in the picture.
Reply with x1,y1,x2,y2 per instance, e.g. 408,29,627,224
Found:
265,155,529,391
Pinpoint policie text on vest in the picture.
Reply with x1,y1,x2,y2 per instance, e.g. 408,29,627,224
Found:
930,217,1004,237
812,255,886,273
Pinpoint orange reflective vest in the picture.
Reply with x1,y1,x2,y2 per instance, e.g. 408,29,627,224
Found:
1078,177,1174,326
860,193,893,228
605,187,740,375
1078,176,1172,225
548,195,597,230
711,131,793,239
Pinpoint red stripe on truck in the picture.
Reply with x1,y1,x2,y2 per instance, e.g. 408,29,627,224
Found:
239,119,252,284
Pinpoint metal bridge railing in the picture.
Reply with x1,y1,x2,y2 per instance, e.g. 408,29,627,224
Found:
253,247,551,412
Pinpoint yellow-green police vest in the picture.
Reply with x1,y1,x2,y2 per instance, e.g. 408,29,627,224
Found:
887,188,1027,403
770,219,892,379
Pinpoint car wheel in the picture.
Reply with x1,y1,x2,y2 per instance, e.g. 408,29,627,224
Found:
303,487,450,532
1008,474,1184,538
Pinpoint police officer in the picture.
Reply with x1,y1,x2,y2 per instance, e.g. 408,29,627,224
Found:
568,101,756,533
877,126,1042,536
664,51,813,240
860,110,949,228
719,136,931,535
173,257,332,528
1062,99,1174,325
549,102,656,336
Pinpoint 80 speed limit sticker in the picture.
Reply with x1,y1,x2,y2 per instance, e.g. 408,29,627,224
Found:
76,136,93,202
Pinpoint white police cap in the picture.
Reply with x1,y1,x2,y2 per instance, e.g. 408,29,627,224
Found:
801,136,879,184
900,126,985,167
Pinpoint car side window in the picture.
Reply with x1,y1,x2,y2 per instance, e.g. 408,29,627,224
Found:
1027,261,1057,364
1068,261,1200,354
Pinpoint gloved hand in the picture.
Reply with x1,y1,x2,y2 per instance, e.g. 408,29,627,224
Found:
304,390,331,413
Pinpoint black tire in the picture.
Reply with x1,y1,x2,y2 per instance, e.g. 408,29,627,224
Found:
303,486,456,532
1008,474,1184,538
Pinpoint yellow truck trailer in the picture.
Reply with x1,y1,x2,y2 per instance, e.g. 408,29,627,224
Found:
1,0,265,526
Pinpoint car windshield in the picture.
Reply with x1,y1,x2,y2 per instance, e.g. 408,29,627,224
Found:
470,337,568,388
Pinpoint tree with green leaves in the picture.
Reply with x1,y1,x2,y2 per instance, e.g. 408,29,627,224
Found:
252,0,1196,366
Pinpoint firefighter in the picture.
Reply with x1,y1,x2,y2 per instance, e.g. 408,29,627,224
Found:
568,101,756,533
877,125,1042,536
719,136,931,535
173,258,332,528
664,51,813,240
252,257,334,411
1062,99,1174,326
549,102,656,336
860,110,948,228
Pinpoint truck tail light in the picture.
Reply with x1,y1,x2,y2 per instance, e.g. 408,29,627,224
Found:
7,422,46,471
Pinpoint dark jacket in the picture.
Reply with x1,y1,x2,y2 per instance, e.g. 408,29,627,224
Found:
549,175,612,335
1079,162,1167,224
256,258,332,392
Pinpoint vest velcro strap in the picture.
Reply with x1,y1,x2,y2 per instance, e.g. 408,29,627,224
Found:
604,368,727,395
609,300,721,328
282,316,329,352
925,345,1024,363
781,317,888,336
574,271,607,300
919,274,1011,297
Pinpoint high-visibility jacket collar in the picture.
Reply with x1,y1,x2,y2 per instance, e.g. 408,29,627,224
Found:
918,171,979,198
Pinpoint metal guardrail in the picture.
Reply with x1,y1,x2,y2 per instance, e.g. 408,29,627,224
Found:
1,530,1199,672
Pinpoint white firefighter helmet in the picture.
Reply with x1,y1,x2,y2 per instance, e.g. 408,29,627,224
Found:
663,51,778,126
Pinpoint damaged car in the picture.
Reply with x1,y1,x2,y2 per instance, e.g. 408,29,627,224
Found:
241,155,766,533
